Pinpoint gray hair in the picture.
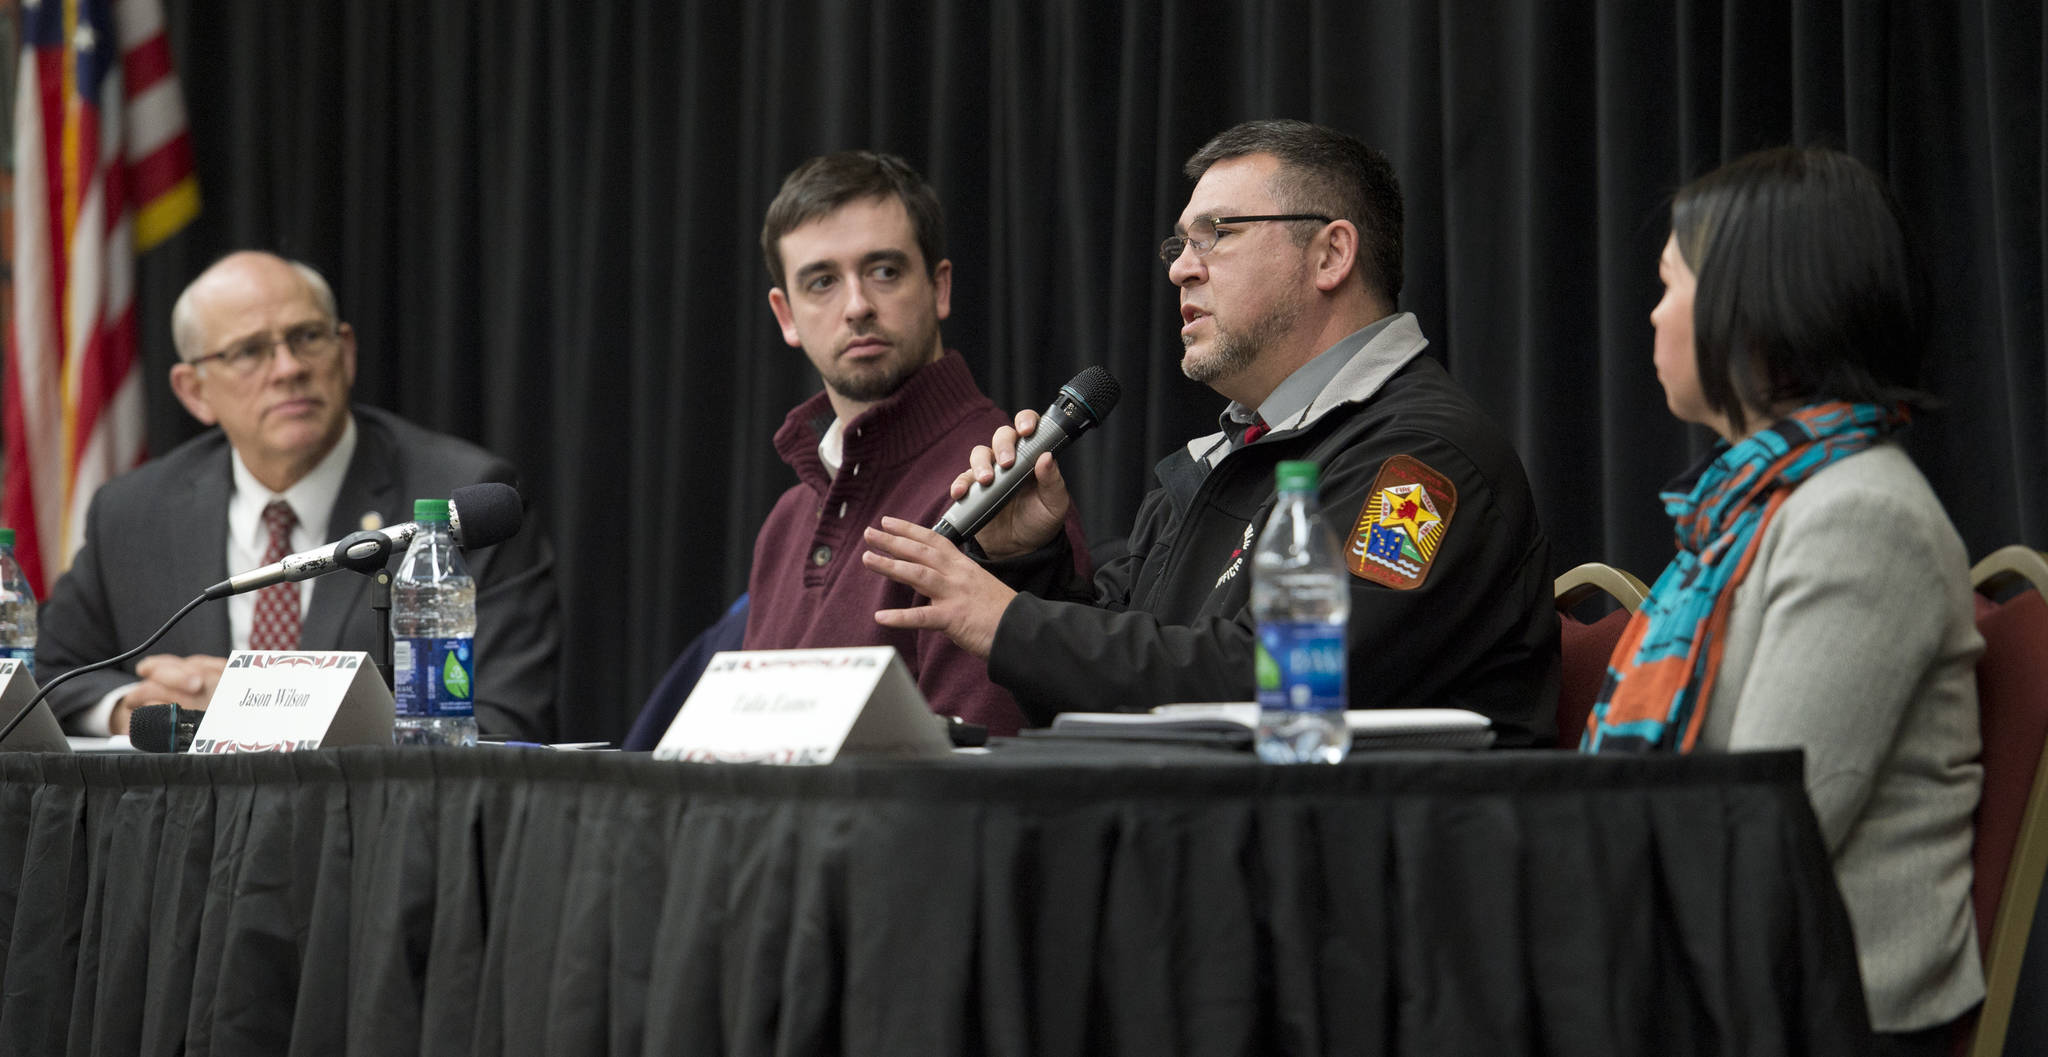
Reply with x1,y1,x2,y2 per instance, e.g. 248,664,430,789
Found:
171,254,340,362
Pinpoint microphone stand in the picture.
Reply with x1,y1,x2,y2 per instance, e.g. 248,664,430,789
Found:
328,529,400,692
370,568,395,692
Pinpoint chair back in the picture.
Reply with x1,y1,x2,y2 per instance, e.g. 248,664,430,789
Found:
1965,545,2048,1057
1553,563,1649,750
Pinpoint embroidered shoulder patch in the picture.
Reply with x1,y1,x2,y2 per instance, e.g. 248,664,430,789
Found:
1345,454,1458,589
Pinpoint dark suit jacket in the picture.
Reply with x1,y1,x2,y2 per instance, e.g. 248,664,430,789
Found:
35,405,561,739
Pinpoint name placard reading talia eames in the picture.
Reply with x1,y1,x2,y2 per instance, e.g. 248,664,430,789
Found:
655,646,952,764
188,651,395,753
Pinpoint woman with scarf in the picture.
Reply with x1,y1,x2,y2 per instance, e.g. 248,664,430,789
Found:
1584,147,1983,1052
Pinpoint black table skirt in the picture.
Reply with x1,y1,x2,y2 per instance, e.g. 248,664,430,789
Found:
0,745,1871,1056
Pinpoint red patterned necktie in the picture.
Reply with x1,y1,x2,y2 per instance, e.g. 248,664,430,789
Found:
248,500,302,651
1242,417,1270,445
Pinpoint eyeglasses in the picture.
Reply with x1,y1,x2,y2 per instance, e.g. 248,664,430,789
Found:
1158,214,1334,267
190,321,343,377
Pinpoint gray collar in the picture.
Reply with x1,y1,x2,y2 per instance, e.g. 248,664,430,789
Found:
1220,314,1398,439
1192,312,1431,465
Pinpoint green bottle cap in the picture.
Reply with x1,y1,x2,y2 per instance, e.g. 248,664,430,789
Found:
1274,460,1320,492
0,528,13,547
413,498,451,522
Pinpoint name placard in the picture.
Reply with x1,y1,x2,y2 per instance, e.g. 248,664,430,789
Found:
654,646,952,764
188,651,395,753
0,660,71,753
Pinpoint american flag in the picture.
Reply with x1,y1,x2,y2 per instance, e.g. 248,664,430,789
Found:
3,0,197,597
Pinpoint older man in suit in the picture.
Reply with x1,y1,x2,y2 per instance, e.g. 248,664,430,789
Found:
35,251,561,739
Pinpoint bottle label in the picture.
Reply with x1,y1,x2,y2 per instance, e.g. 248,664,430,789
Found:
0,647,31,677
1256,621,1345,714
393,636,475,718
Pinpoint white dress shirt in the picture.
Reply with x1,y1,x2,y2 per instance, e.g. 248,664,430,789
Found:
222,417,357,647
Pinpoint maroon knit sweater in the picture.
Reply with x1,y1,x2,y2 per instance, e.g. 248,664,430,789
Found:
745,352,1083,735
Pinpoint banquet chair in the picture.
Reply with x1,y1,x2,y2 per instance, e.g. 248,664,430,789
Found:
1963,545,2048,1057
1553,562,1649,750
622,594,750,751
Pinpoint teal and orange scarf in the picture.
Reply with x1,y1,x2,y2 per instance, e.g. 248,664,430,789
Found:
1582,401,1900,753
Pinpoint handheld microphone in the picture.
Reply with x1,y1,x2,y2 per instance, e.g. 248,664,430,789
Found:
129,703,201,753
932,366,1121,543
200,481,525,601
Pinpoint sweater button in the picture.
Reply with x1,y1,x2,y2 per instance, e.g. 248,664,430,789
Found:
811,545,833,567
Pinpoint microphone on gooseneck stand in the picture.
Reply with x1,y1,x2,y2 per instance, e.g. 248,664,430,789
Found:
200,482,524,600
0,482,529,750
931,366,1122,544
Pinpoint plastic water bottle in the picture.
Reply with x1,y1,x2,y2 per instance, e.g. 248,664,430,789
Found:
391,499,478,746
0,529,35,676
1252,461,1351,764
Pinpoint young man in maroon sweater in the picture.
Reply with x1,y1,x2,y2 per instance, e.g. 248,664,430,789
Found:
743,150,1087,736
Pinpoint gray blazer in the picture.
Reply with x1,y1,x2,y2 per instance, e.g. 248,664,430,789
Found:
35,405,561,740
1698,443,1983,1032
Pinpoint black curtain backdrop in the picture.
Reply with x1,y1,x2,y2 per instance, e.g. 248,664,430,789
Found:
128,1,2046,741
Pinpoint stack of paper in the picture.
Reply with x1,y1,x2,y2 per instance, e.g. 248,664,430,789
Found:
1046,703,1495,750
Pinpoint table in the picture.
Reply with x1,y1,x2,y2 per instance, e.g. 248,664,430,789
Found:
0,744,1871,1056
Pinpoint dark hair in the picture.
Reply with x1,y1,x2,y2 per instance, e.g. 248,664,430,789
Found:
1184,119,1404,304
1671,147,1927,435
759,151,946,290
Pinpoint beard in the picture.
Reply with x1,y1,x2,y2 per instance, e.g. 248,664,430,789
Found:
1181,280,1306,386
823,310,943,404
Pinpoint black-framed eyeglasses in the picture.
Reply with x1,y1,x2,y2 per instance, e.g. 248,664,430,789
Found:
1158,214,1334,267
190,321,343,377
